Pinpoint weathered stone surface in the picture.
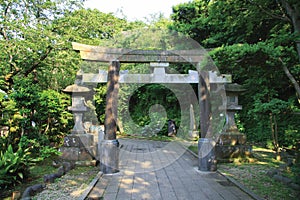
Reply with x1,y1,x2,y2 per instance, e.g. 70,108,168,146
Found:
218,134,247,145
78,148,94,161
59,147,80,161
60,134,95,161
62,161,75,172
22,184,45,199
57,166,65,177
99,140,119,174
63,136,80,147
44,173,60,184
273,174,293,184
75,160,97,166
215,145,252,161
198,138,217,171
189,130,199,139
63,134,93,147
72,42,206,63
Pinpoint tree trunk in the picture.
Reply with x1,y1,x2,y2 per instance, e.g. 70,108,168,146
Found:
104,61,120,140
279,58,300,103
199,71,212,138
279,0,300,61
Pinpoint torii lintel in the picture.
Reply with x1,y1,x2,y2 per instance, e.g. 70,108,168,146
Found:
72,42,206,63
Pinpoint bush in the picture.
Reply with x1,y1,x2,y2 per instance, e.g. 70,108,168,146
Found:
0,144,35,189
18,136,61,161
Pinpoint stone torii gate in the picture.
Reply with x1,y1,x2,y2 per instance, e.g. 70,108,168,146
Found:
72,42,231,173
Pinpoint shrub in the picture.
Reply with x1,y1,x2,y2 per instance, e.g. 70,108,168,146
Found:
0,144,35,189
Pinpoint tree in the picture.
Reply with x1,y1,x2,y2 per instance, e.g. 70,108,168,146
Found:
171,0,283,47
210,42,299,148
0,0,85,92
0,0,135,134
170,0,300,148
277,0,300,60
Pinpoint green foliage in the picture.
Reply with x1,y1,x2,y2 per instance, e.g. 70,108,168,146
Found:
0,144,35,189
39,146,62,159
0,0,84,92
36,89,73,144
0,135,60,189
56,8,131,45
170,0,300,148
171,0,294,48
94,84,107,124
210,42,300,148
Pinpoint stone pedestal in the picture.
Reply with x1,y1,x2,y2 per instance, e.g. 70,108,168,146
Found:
215,144,252,162
198,138,217,171
215,133,250,162
218,133,247,145
59,134,96,161
99,140,119,174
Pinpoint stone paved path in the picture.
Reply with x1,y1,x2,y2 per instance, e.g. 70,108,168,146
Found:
87,138,256,200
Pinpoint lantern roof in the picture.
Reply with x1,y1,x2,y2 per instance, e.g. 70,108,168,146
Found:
63,84,90,93
224,83,246,93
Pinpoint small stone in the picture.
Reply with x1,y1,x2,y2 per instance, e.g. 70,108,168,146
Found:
62,161,74,172
273,174,292,184
44,174,59,184
289,183,300,190
266,169,279,177
22,184,45,198
57,166,65,177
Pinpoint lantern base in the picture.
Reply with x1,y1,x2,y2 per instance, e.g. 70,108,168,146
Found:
59,134,96,161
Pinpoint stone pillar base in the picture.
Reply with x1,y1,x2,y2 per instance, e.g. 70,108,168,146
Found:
198,138,217,171
99,140,119,174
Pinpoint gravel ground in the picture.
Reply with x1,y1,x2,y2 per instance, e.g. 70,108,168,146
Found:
33,166,98,200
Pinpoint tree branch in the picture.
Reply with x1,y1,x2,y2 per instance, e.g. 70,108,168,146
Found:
24,46,54,77
248,0,291,22
279,58,300,103
0,2,12,40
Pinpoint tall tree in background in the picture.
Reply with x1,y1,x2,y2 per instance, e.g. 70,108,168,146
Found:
0,0,135,92
0,0,84,92
171,0,300,148
0,0,136,149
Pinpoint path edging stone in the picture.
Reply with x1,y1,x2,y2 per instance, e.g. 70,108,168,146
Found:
78,171,103,200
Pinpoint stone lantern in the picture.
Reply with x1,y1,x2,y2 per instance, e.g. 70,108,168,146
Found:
59,79,96,162
223,83,246,143
216,83,251,161
63,84,90,134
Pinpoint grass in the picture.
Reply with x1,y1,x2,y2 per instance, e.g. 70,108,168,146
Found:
219,163,298,200
189,144,300,200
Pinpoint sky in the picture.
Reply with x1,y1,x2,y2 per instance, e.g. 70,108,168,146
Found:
84,0,191,22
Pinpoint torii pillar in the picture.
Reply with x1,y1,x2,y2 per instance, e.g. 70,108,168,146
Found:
99,61,120,174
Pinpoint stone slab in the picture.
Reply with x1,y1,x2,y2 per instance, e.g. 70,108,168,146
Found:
63,134,94,147
59,146,94,161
